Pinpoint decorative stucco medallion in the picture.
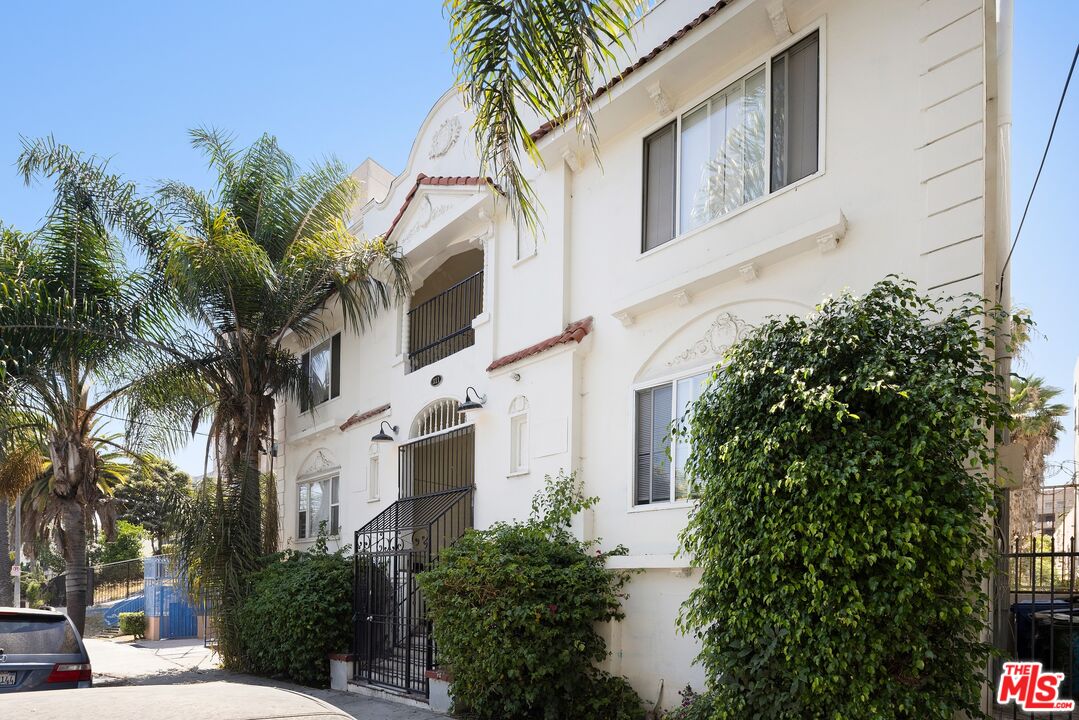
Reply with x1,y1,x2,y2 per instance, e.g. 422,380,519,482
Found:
427,116,461,159
666,312,747,368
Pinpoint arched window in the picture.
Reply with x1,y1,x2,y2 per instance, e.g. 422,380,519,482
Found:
410,398,466,439
296,448,340,540
509,396,529,475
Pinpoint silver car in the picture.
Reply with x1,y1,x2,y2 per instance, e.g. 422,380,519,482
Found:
0,607,92,692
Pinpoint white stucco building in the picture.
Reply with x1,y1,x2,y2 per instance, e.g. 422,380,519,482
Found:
274,0,1013,709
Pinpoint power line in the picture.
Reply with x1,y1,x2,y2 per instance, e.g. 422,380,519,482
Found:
999,42,1079,299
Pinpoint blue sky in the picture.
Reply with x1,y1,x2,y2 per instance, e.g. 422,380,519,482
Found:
1,2,1076,478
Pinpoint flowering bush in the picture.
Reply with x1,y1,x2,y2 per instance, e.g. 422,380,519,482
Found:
417,473,642,719
661,686,716,720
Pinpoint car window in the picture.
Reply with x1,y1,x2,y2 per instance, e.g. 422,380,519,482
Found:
0,617,80,654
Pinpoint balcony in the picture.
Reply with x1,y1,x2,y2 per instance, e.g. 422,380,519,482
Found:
408,268,483,372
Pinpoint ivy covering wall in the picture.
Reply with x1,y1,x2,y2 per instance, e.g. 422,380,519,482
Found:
678,279,1019,719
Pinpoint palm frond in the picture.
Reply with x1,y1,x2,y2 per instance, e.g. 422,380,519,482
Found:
446,0,638,230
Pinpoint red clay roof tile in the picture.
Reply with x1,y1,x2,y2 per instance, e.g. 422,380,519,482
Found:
486,317,594,372
339,403,391,432
382,175,497,242
530,1,734,142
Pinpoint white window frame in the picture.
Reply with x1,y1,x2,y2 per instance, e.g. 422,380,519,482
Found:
508,396,530,477
639,19,826,257
367,446,381,503
297,473,340,540
514,222,537,264
300,332,339,414
627,367,713,512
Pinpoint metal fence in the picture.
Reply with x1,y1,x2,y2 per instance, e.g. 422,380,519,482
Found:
42,557,145,607
407,271,482,372
992,535,1079,718
91,558,145,605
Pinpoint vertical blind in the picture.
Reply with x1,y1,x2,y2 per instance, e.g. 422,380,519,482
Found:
636,384,673,504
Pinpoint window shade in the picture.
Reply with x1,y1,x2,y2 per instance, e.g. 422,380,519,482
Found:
771,31,820,191
642,122,677,251
635,388,654,504
330,333,341,399
300,351,310,412
650,384,673,503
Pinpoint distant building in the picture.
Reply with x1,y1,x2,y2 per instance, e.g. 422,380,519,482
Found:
1038,485,1075,537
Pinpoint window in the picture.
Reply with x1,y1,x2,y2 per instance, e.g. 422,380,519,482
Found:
297,475,340,539
516,223,536,261
643,122,677,251
642,30,820,251
300,333,341,411
368,449,380,502
635,372,709,505
509,396,529,474
771,32,821,192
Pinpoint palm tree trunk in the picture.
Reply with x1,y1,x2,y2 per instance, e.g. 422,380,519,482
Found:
62,502,88,632
49,431,96,634
0,495,12,607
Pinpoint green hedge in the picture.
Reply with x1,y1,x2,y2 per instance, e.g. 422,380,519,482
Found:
418,473,643,720
234,537,354,686
119,611,146,639
678,279,1019,719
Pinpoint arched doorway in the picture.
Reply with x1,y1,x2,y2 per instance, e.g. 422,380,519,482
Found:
353,399,475,696
400,399,473,497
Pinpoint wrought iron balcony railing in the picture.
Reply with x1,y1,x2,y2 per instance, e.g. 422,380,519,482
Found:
407,271,482,372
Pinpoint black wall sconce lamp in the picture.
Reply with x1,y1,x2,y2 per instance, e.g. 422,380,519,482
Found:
459,386,486,413
371,420,398,443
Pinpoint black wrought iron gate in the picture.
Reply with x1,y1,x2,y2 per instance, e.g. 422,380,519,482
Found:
991,535,1079,719
353,426,474,696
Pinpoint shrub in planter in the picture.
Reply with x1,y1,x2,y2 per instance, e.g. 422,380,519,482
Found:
678,279,1021,719
119,611,146,639
418,473,643,720
234,532,358,687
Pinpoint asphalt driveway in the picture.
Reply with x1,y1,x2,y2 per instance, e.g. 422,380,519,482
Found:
84,638,442,719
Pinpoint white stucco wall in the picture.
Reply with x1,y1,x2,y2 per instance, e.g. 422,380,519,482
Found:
275,0,1008,710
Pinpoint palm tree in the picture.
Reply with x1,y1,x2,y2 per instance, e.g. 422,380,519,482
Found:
16,132,410,662
1009,376,1069,538
0,414,46,607
0,208,158,630
446,0,639,229
19,431,131,567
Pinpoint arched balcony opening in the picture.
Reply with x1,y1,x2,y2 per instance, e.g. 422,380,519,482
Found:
407,249,483,372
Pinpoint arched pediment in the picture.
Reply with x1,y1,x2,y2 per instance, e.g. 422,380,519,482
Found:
297,448,340,479
635,298,811,384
